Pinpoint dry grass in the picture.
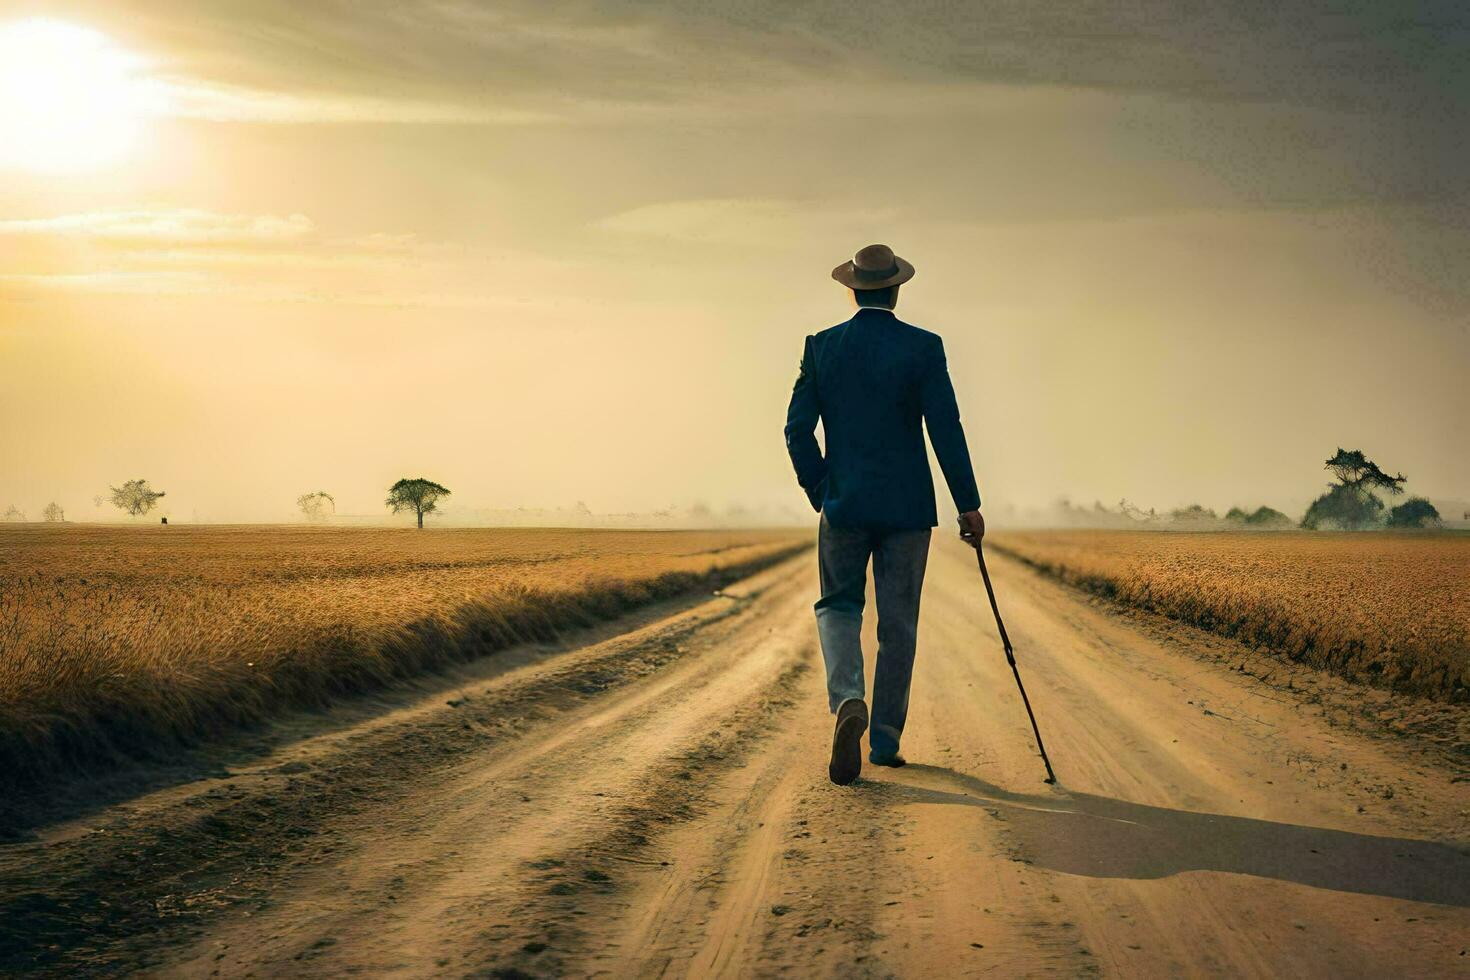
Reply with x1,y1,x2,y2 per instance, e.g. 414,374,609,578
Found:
990,530,1469,702
0,525,808,791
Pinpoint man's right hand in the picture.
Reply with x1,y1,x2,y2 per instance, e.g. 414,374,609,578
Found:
957,510,985,549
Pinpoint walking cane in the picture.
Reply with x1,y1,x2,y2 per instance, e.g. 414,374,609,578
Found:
974,545,1057,784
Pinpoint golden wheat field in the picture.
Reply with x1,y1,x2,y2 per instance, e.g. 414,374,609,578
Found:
0,525,807,791
989,530,1470,702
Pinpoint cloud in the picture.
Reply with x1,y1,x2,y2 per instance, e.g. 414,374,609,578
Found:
593,197,902,246
0,207,596,314
0,207,465,305
0,208,314,245
80,0,1470,118
0,270,211,295
73,0,857,124
0,268,607,317
0,208,451,260
149,77,556,125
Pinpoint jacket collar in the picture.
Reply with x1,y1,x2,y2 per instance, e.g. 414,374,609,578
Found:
852,307,897,320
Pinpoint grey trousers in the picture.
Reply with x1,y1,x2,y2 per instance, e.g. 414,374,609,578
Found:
814,515,932,758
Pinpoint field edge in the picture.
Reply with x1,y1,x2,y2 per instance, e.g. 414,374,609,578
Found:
986,535,1468,705
0,537,812,819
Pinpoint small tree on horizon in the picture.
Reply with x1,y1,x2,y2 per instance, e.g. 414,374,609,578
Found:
1386,497,1440,529
1246,505,1291,527
1117,499,1158,523
1302,448,1405,530
1226,505,1291,527
42,502,65,523
110,479,166,519
297,490,336,523
2,505,24,523
386,478,450,529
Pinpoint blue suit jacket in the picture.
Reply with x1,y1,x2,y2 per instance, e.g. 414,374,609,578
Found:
784,308,981,530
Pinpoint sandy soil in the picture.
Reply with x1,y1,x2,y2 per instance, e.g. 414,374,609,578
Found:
2,540,1467,978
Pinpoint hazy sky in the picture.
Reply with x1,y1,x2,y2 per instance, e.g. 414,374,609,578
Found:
2,1,1467,522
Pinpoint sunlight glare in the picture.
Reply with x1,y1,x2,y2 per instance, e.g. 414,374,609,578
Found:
0,18,157,174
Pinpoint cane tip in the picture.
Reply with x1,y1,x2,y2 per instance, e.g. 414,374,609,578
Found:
1043,777,1057,785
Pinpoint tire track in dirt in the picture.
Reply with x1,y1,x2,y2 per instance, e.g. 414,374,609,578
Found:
151,555,824,977
456,659,811,979
596,709,898,979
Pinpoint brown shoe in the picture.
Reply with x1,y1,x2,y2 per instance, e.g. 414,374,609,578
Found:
828,698,868,786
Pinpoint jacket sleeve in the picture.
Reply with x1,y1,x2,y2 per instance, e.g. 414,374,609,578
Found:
783,335,828,512
920,337,982,513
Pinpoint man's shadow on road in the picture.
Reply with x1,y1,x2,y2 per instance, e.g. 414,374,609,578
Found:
868,764,1470,908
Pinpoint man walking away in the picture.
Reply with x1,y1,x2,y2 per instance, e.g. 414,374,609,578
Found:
784,244,985,786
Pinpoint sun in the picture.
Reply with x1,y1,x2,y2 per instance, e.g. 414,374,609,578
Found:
0,18,157,174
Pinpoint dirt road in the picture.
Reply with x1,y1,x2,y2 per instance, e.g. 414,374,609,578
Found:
3,541,1468,977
